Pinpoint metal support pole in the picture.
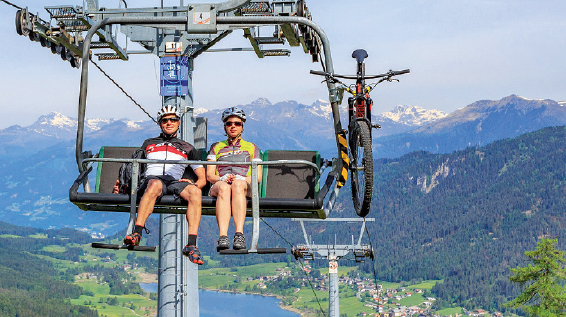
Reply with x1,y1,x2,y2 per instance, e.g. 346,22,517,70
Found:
328,253,339,317
250,160,260,252
158,56,198,317
158,213,181,316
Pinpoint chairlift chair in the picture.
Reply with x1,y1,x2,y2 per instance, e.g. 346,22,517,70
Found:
67,3,349,254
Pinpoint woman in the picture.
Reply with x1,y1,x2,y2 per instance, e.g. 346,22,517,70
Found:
206,107,262,251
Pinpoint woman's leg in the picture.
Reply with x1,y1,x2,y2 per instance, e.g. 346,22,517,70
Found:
230,179,250,233
210,181,232,236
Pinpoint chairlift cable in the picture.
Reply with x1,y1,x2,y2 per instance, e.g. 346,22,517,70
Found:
296,257,328,317
152,56,161,97
261,218,328,317
90,57,158,124
261,217,294,247
363,217,380,294
0,0,22,10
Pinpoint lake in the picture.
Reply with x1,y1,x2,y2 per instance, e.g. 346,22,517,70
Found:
139,283,300,317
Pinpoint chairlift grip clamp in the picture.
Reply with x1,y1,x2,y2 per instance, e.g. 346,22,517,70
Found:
81,150,93,159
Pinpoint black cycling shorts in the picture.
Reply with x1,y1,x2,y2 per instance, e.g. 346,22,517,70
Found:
138,175,192,199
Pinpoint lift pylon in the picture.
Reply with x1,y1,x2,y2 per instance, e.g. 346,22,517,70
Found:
291,218,375,317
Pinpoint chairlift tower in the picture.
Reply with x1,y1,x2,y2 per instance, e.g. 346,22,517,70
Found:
14,0,351,316
291,218,375,317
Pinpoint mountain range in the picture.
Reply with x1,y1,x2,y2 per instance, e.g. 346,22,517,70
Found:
373,95,566,158
0,94,564,237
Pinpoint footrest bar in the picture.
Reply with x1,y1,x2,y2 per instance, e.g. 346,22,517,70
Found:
219,248,286,255
91,242,156,252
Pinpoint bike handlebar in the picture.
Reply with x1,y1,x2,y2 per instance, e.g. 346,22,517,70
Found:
310,69,410,81
310,70,327,76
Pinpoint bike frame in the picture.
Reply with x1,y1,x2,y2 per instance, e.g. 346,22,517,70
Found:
347,59,373,132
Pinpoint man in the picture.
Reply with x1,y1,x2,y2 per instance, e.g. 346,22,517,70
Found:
116,105,206,265
206,107,262,251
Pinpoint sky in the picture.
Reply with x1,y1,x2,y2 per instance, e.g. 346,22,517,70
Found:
0,0,565,129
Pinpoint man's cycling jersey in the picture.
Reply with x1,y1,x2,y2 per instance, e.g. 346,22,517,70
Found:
141,134,203,180
207,138,261,177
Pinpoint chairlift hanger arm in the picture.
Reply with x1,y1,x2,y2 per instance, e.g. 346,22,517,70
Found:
82,0,251,15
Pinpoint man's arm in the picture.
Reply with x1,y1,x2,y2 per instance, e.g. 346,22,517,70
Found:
112,180,120,194
193,167,206,189
206,161,221,184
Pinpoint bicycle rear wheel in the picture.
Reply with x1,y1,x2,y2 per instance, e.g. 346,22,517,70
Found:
349,120,373,217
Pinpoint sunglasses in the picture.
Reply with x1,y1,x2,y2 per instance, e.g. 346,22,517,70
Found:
160,117,180,123
224,121,243,127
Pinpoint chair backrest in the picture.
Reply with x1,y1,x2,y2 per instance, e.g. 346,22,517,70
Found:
261,150,320,199
96,146,208,194
95,146,139,193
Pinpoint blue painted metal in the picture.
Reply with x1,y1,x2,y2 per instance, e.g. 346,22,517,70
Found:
160,56,190,96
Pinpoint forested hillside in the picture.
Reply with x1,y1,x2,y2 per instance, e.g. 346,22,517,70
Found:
357,125,566,311
0,223,99,316
133,126,566,313
2,125,564,315
157,125,566,313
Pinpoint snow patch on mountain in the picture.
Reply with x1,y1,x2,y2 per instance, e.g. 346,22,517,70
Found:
379,105,447,126
194,108,210,116
85,118,113,131
308,99,332,120
251,97,272,107
124,120,143,129
38,112,75,129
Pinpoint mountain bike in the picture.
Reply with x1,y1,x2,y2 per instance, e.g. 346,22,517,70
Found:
311,49,409,217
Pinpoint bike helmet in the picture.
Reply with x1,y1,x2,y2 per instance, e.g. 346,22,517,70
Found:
157,105,180,122
221,107,246,122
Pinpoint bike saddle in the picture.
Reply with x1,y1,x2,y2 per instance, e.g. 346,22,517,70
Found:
352,49,368,64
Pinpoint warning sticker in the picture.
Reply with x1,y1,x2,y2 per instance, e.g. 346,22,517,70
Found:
329,261,338,274
194,12,211,25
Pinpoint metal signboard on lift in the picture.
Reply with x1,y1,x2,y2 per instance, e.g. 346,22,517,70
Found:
160,55,189,96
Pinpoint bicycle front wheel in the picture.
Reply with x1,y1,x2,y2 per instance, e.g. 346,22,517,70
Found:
349,120,373,217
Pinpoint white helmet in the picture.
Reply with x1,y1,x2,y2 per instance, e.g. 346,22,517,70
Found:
221,107,246,122
157,105,180,122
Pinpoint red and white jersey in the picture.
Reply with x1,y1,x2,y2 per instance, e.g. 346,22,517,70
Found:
141,134,203,180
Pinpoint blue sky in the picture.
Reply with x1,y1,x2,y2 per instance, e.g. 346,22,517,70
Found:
1,0,565,129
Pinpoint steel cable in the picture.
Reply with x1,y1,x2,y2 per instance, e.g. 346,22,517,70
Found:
0,0,22,10
363,217,380,294
90,57,158,124
261,218,328,317
3,0,157,124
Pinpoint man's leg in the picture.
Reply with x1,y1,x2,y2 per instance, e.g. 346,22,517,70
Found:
124,178,163,246
180,184,204,265
179,185,202,236
136,179,163,227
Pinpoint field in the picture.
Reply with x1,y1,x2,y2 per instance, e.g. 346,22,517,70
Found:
28,238,464,317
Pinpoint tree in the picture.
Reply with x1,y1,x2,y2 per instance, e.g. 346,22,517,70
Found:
506,238,566,316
